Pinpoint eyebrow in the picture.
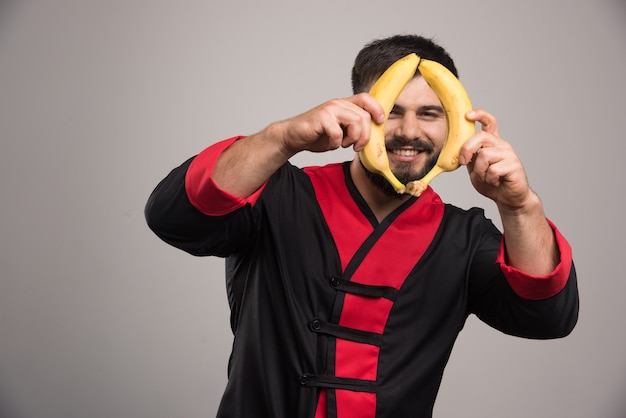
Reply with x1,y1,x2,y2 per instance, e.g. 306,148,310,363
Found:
392,104,444,114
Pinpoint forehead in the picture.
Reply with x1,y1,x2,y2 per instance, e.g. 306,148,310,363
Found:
395,76,441,108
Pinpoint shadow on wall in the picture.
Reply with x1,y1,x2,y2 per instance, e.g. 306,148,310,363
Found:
0,0,17,19
0,0,18,38
613,0,626,16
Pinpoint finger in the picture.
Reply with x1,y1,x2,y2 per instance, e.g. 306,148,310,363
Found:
351,92,386,124
467,108,499,136
471,146,518,186
317,107,347,148
342,119,365,149
482,159,507,187
459,130,497,165
332,98,376,150
349,123,371,152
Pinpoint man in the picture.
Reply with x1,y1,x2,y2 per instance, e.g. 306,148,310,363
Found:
145,34,579,418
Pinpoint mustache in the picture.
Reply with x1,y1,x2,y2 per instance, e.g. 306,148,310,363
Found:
385,138,434,153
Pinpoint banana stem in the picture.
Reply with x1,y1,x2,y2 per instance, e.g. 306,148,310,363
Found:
406,165,444,197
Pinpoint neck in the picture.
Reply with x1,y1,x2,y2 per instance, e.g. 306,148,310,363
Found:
349,158,411,223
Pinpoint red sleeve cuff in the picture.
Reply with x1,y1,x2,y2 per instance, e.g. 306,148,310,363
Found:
497,219,573,300
184,136,266,216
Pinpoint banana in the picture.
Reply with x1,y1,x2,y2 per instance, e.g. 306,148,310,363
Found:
405,58,476,197
359,53,419,194
359,53,475,197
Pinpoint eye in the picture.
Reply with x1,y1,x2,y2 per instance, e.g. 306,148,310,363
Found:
388,109,402,119
419,110,444,120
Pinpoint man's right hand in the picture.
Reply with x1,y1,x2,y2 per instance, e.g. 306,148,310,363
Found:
273,92,386,156
212,93,384,198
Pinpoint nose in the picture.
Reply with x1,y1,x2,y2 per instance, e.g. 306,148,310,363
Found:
392,113,422,141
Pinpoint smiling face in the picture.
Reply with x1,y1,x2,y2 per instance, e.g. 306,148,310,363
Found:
362,76,448,196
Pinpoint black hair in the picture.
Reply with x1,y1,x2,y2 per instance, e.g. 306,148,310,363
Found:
351,34,458,94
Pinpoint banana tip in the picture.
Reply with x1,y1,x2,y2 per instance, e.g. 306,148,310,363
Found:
405,180,426,197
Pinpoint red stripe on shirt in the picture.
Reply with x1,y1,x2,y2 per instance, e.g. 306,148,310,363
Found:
497,218,572,300
184,136,265,216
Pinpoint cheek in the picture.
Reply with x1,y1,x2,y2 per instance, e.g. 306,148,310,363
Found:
383,119,402,137
424,121,448,145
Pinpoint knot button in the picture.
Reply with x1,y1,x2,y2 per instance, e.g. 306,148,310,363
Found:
309,319,322,332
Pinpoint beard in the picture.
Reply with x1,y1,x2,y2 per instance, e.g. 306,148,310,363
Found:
360,138,439,197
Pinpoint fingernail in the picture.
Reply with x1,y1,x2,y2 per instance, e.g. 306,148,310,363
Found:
459,155,466,165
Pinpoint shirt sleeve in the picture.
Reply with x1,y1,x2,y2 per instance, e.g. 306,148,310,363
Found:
497,218,573,300
184,136,266,216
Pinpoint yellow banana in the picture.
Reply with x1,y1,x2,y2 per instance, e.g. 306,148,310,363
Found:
405,58,476,197
359,53,419,194
360,54,474,197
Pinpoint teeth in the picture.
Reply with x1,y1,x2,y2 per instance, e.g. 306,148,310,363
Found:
390,149,420,157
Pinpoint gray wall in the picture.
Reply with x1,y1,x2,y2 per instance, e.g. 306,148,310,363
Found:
1,0,625,417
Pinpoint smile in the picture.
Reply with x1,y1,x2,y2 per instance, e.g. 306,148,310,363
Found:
388,149,422,157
